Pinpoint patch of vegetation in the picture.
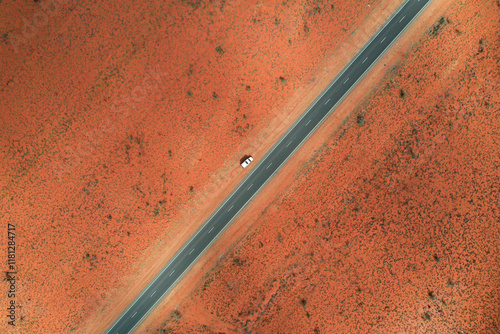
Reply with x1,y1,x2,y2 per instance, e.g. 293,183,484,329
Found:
357,115,365,126
215,46,224,54
181,0,201,9
304,24,310,36
170,309,181,320
233,257,245,266
153,207,160,216
429,17,449,36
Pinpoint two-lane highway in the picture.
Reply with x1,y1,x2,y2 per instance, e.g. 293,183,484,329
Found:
105,0,433,332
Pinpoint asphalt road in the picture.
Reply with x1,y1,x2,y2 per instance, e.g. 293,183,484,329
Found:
105,0,432,332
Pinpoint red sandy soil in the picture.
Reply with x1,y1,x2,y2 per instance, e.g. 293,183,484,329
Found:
0,0,411,333
143,0,500,333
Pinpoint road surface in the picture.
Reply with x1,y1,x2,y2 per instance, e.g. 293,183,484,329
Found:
105,0,433,332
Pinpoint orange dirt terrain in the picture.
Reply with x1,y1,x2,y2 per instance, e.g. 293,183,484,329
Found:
0,0,409,333
146,0,500,333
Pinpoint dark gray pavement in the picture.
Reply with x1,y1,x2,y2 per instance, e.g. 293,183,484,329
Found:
105,0,432,332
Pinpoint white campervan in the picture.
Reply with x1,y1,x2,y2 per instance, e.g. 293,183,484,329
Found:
241,156,253,168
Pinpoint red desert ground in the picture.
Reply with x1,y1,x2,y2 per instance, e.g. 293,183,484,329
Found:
0,0,498,333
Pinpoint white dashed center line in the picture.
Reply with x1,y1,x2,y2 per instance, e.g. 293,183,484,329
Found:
381,37,386,43
169,270,175,277
362,57,368,63
344,78,349,84
399,16,406,23
208,226,214,233
227,205,234,212
267,163,272,169
248,184,253,190
286,141,292,147
306,120,311,126
150,291,156,297
189,249,194,255
324,98,330,105
132,312,137,318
